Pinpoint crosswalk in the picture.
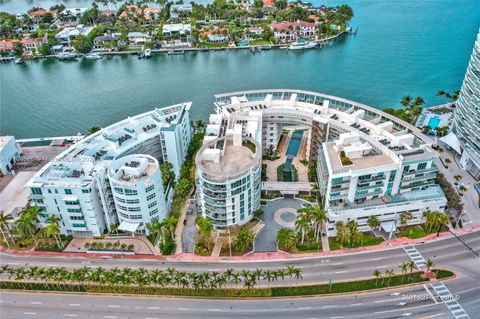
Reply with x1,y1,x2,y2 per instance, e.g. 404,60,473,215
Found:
429,281,470,319
403,245,427,269
403,245,471,319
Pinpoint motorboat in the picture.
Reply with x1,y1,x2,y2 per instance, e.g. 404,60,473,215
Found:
84,52,104,60
14,57,24,64
57,52,78,60
167,49,185,55
144,49,152,58
288,39,318,50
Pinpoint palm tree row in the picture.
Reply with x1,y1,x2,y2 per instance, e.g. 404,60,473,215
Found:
423,210,449,233
334,220,362,248
0,265,302,290
145,215,178,246
373,259,434,286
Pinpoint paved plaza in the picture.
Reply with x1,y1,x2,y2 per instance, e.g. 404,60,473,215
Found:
254,198,303,252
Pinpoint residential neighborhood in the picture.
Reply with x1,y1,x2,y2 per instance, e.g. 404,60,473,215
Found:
0,0,353,59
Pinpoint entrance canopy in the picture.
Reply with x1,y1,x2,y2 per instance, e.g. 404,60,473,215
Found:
118,221,140,233
439,131,462,154
381,220,396,233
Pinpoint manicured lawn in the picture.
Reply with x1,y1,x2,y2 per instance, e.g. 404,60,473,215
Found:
296,241,322,253
248,40,273,46
199,43,229,48
396,225,429,239
329,234,384,250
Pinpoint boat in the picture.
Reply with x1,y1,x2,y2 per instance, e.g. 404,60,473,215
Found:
167,49,185,55
199,47,209,52
14,58,24,64
57,52,78,60
250,46,259,53
84,52,104,60
137,51,145,59
260,45,272,50
288,39,318,50
144,49,152,58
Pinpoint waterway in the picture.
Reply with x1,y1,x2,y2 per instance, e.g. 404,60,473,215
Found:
1,0,479,138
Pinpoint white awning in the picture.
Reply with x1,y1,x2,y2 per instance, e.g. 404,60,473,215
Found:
381,220,396,233
118,221,140,233
439,131,462,154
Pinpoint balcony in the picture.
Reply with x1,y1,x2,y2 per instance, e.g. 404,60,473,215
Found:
356,182,384,191
402,166,437,176
400,179,436,190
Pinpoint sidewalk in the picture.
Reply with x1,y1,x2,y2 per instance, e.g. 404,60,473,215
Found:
2,224,478,262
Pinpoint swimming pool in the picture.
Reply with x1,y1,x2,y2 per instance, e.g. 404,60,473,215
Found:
286,131,303,156
428,116,441,130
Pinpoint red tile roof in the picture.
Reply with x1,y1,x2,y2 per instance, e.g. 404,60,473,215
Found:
28,9,50,18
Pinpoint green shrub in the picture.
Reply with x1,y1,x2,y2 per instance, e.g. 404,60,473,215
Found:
160,238,175,255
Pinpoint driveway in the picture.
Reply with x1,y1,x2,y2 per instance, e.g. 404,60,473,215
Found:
254,198,304,252
181,201,198,253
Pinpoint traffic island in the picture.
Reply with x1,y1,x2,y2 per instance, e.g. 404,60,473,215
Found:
0,269,454,298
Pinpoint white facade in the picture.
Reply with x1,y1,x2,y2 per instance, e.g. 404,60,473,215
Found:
453,28,480,178
109,154,167,233
0,136,21,175
27,103,192,237
209,89,447,235
196,133,262,228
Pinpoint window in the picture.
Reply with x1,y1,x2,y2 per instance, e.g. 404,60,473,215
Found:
114,187,124,194
115,197,125,203
82,189,90,194
70,216,84,220
149,208,158,216
31,188,42,195
126,199,139,204
124,189,138,196
67,208,82,213
147,193,156,201
65,200,80,205
129,214,142,220
127,207,141,212
145,185,155,192
418,162,427,170
72,223,86,228
148,201,157,208
65,189,72,195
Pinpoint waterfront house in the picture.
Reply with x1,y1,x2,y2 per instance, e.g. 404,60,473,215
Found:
119,6,161,25
21,37,46,55
268,21,317,42
207,34,229,43
263,0,275,8
144,8,161,22
28,9,54,22
55,25,94,45
0,136,21,175
51,44,64,54
127,32,151,47
102,9,117,16
0,40,13,52
162,23,192,37
93,34,118,49
247,27,264,36
170,4,192,19
63,8,88,18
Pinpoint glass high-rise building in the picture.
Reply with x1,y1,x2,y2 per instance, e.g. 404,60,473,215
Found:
453,29,480,178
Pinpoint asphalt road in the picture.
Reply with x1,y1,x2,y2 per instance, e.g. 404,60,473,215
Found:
1,232,479,318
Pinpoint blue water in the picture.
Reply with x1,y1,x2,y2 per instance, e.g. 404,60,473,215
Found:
286,131,304,156
428,117,441,130
1,0,479,138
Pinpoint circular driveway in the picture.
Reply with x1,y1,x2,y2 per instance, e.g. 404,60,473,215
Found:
254,198,303,252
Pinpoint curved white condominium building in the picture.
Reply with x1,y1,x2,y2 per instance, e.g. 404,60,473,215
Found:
453,29,480,178
27,103,192,237
109,154,167,233
196,135,262,228
198,89,447,235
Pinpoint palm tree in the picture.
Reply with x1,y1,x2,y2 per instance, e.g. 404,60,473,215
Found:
367,215,380,231
407,260,415,281
310,205,328,243
0,211,15,248
347,220,362,247
197,217,213,246
373,269,381,286
46,222,63,250
295,211,311,244
401,96,412,107
335,221,350,248
386,269,395,285
110,224,120,236
14,204,41,244
425,259,433,271
399,262,408,283
163,216,178,240
399,212,413,229
276,227,296,250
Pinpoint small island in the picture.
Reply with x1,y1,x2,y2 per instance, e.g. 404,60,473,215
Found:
0,0,354,61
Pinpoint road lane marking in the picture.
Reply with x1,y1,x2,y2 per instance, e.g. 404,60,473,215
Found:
148,306,160,309
145,317,159,319
297,307,312,310
178,308,189,311
322,305,337,308
208,308,221,311
331,316,344,319
371,257,383,261
108,305,120,308
423,314,446,319
64,314,78,317
24,312,37,315
69,304,80,306
374,303,437,314
374,297,404,303
31,301,42,304
331,262,343,265
378,265,389,268
8,263,19,265
350,303,362,306
335,271,347,274
423,284,438,304
104,316,117,319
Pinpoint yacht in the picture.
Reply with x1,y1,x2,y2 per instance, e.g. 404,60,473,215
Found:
85,52,104,60
144,49,152,58
167,49,185,55
14,57,24,64
57,52,78,60
288,39,318,50
260,45,272,50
